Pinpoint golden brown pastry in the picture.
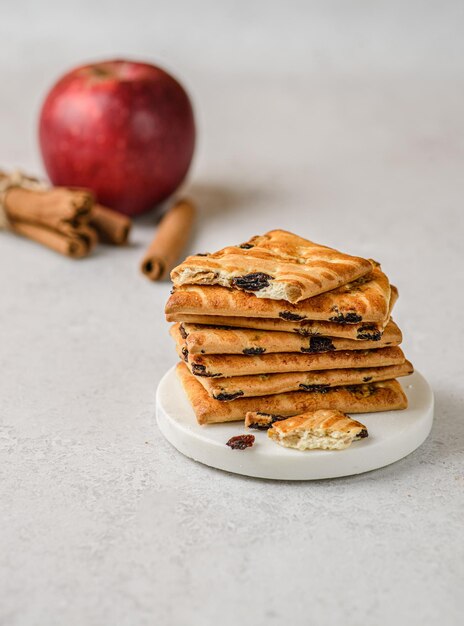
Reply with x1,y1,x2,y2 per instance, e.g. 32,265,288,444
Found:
174,319,402,355
196,361,414,400
166,268,393,325
176,362,408,424
178,345,405,378
266,410,368,450
170,230,373,303
167,312,393,341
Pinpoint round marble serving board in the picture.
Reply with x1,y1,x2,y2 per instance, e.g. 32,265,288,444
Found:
155,367,434,480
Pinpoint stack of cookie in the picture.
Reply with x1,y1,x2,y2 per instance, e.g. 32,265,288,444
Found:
165,230,413,425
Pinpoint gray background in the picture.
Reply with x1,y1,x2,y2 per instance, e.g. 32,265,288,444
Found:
1,1,463,624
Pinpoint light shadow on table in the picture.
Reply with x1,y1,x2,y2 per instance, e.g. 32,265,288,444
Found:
188,181,273,222
133,180,274,230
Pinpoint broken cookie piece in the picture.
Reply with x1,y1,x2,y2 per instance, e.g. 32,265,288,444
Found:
245,411,287,430
170,229,372,303
267,409,368,451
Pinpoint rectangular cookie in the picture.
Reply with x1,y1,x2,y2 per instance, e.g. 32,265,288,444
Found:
195,360,414,400
265,410,368,450
171,229,373,303
174,319,402,355
167,313,391,342
176,362,408,424
180,345,406,378
166,267,394,325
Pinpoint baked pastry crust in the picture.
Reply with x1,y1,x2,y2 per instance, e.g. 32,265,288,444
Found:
266,410,368,450
166,268,394,325
195,361,414,400
176,362,408,424
177,343,405,378
167,313,392,341
171,230,373,303
174,319,402,355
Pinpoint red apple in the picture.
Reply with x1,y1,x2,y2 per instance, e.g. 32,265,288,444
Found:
39,59,195,216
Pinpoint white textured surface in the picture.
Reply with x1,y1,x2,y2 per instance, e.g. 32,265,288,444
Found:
1,1,464,625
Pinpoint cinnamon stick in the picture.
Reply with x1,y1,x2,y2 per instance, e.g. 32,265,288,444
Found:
140,198,196,281
1,169,135,257
2,182,99,258
90,203,131,245
5,187,93,236
75,222,99,251
10,220,93,259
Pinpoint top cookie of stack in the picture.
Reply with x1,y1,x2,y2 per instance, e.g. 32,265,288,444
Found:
166,230,412,424
171,229,373,303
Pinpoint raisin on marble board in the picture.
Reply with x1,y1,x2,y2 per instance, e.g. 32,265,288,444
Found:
231,273,272,291
226,434,255,450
